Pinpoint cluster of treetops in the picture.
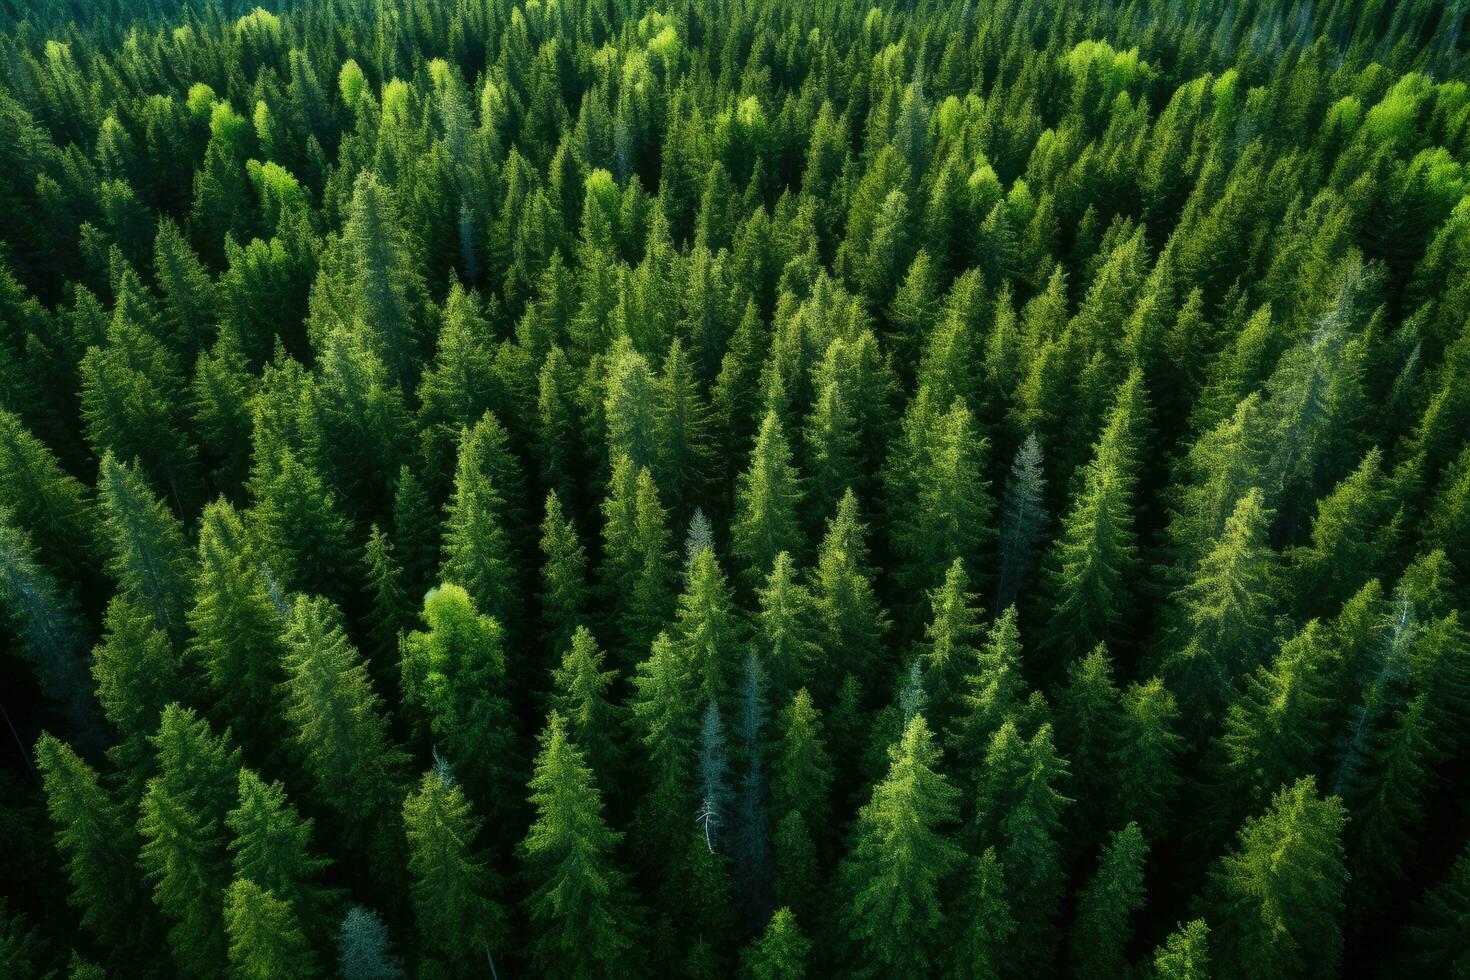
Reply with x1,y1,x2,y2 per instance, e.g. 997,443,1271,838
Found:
1,0,1469,976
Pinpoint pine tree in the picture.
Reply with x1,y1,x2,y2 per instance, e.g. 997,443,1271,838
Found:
279,596,405,853
549,626,626,789
540,491,590,652
810,491,888,689
742,907,810,980
1043,375,1144,662
520,713,642,979
96,452,194,648
1152,920,1210,980
672,545,744,703
223,877,314,980
136,704,241,978
402,769,506,977
91,595,183,792
442,415,523,627
227,769,333,946
950,605,1029,768
754,552,820,704
35,733,150,953
1208,777,1348,980
733,410,805,589
914,559,984,733
188,498,287,751
837,714,962,976
949,849,1015,980
1113,677,1184,837
1070,822,1149,979
1164,488,1279,726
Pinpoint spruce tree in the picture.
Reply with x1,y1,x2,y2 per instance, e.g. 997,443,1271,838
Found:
631,631,700,872
341,171,425,388
1164,488,1279,726
601,457,678,656
279,596,405,855
810,491,888,689
742,907,810,980
971,720,1070,969
672,545,744,703
361,524,410,688
188,498,287,751
402,769,506,977
890,396,992,600
1152,920,1211,980
337,906,404,980
754,552,820,704
91,595,183,792
35,733,150,953
949,848,1015,980
1208,777,1348,980
837,715,962,976
1114,677,1184,837
917,558,984,732
96,452,194,648
136,704,241,978
540,491,590,652
223,877,314,980
227,769,333,947
549,626,627,790
1043,375,1144,662
1070,822,1149,979
442,415,523,628
0,408,97,586
950,605,1029,767
0,512,100,748
520,713,642,979
733,410,805,590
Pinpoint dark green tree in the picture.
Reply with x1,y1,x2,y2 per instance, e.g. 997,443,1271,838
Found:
520,713,643,979
402,769,506,977
837,715,962,977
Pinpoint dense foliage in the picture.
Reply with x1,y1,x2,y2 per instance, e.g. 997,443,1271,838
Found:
2,0,1469,976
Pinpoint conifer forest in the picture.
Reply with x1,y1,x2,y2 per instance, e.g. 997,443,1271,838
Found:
4,0,1470,976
